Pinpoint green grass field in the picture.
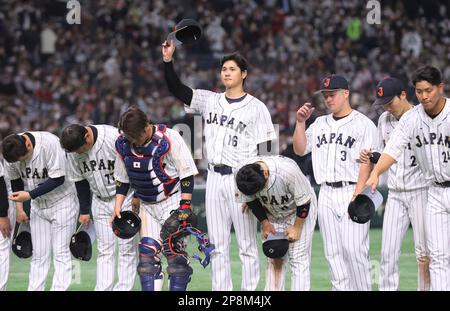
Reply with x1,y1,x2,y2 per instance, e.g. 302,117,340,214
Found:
6,228,418,291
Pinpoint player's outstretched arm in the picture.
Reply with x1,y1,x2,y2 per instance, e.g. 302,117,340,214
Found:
162,40,193,105
366,153,396,192
353,161,373,199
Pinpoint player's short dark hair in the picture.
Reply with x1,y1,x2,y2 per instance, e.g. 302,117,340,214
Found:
236,163,266,196
221,53,248,73
60,124,88,152
1,134,28,163
118,106,149,141
412,66,442,86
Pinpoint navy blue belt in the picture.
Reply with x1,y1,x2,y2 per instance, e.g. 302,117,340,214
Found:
325,181,356,188
209,164,233,175
435,181,450,187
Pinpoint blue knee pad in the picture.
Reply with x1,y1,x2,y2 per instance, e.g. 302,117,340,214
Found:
138,237,164,291
167,255,193,291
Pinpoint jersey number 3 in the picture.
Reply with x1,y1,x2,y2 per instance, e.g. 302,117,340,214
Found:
340,150,347,161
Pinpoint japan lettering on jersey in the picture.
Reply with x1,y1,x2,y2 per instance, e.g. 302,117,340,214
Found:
66,125,119,198
5,131,74,208
235,156,312,220
377,111,428,191
384,98,450,183
303,110,379,184
185,90,276,167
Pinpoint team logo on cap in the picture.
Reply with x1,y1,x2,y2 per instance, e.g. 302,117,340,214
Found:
377,86,383,97
324,78,331,88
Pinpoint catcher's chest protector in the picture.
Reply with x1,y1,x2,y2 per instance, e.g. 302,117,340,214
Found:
116,124,179,202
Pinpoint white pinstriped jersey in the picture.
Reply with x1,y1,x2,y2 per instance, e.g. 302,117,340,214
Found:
303,110,379,184
5,131,75,209
185,90,276,167
114,127,199,188
66,125,120,198
384,98,450,183
235,156,313,220
377,110,428,191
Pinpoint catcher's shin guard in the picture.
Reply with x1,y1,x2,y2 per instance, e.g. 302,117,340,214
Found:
167,255,193,291
138,237,164,291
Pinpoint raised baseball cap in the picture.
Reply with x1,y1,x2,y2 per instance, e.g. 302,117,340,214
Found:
319,74,349,91
167,19,202,47
348,187,384,224
262,232,289,259
373,77,405,106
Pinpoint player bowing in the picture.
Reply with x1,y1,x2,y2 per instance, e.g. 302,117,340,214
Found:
2,131,77,291
235,155,317,291
60,124,138,291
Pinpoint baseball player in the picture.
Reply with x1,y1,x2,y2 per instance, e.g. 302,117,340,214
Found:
0,159,15,291
366,66,450,291
235,155,318,291
1,131,78,291
162,41,276,291
359,78,430,291
60,124,138,291
293,74,379,291
112,107,199,291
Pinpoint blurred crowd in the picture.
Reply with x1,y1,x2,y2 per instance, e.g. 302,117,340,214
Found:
0,0,449,184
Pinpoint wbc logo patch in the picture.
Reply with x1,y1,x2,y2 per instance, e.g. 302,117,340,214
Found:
324,78,331,88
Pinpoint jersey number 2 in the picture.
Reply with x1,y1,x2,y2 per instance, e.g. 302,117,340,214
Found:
443,151,450,163
410,155,417,167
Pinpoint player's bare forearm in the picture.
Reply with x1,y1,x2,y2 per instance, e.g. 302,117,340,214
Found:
14,201,24,212
180,193,192,201
9,191,31,203
293,122,307,156
286,217,305,242
354,161,373,196
261,219,276,239
113,194,126,219
372,153,396,176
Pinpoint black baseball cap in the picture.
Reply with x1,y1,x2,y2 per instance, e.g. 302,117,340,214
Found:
319,74,349,91
167,19,202,47
348,187,383,224
373,77,405,106
262,232,289,259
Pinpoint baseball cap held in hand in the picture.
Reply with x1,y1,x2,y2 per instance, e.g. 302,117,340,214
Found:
348,187,383,224
167,19,202,47
262,232,289,259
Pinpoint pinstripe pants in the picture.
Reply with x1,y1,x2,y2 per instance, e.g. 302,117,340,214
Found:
379,188,428,291
92,195,137,291
263,189,318,291
0,204,15,291
206,170,259,291
28,194,78,291
426,185,450,291
318,184,372,291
